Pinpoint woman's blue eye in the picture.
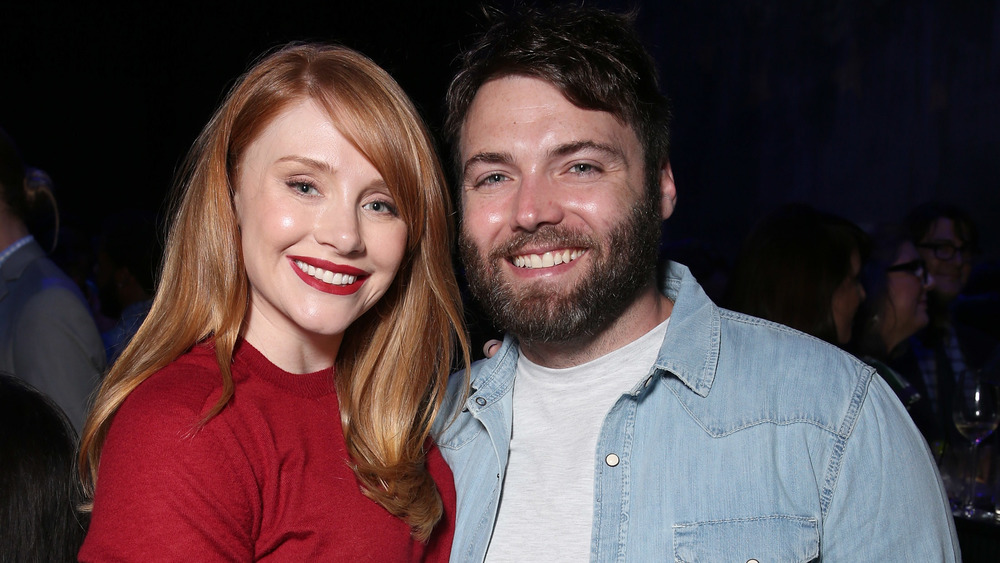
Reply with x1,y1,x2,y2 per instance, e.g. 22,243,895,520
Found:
364,200,398,215
288,181,319,195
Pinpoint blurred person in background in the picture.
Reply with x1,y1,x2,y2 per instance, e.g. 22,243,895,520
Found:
850,224,934,415
895,202,1000,450
0,127,105,431
0,371,88,562
94,210,161,364
724,203,871,347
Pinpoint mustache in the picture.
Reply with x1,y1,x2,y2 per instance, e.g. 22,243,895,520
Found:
485,227,596,263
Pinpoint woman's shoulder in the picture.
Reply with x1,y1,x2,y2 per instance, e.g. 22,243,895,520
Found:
117,344,227,428
87,344,260,561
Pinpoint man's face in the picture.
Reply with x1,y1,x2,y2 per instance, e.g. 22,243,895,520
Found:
917,218,972,303
457,75,670,344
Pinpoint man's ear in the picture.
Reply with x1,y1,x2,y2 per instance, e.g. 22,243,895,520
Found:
659,161,677,220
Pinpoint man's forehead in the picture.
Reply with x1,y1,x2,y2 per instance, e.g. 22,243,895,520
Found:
459,76,639,162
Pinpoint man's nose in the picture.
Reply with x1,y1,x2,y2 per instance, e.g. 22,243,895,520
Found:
510,174,564,232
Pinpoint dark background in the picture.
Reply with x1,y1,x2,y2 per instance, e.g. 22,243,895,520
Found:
2,0,998,265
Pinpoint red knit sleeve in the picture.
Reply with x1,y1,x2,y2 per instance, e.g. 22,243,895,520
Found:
79,365,258,562
421,442,457,562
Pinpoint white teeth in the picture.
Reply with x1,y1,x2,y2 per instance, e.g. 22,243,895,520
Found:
294,260,357,286
512,249,584,269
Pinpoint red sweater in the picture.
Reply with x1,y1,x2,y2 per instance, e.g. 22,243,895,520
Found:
80,341,455,562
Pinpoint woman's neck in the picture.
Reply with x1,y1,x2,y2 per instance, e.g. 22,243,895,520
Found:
242,321,341,374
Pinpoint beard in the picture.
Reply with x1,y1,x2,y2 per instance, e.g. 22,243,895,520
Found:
459,190,662,346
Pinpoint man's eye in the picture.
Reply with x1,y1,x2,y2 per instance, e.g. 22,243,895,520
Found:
569,163,599,174
476,173,508,187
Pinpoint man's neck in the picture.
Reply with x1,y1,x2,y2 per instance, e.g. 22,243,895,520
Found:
518,283,673,369
0,212,29,253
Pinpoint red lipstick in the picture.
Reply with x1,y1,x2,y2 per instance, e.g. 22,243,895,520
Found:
288,256,367,295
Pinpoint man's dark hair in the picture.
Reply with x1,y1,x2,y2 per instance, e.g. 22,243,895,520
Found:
444,4,672,194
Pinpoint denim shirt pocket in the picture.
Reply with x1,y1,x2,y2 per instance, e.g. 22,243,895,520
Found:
673,515,819,563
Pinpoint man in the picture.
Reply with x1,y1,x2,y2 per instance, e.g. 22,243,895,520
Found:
0,129,105,432
894,202,998,450
434,5,959,562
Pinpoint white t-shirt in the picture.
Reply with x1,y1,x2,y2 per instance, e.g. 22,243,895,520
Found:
485,318,670,562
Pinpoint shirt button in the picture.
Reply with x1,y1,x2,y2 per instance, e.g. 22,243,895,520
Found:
747,559,759,563
475,397,487,406
605,453,620,467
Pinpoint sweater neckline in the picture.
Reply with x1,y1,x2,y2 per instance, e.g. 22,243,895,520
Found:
232,340,337,399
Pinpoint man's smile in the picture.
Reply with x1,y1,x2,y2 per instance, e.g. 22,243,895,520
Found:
511,248,586,269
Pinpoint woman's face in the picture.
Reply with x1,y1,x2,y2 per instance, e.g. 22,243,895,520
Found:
831,249,865,344
917,218,971,303
234,99,408,362
882,241,933,347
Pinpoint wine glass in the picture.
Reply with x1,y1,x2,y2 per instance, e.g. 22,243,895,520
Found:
951,369,1000,519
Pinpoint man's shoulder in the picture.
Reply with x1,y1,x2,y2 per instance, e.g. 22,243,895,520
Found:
682,308,875,438
433,342,519,445
718,307,865,366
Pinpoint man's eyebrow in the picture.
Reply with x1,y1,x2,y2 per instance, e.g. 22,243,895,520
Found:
550,140,626,162
463,152,513,176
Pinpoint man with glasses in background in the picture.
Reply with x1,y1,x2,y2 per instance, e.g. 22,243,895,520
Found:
896,202,999,450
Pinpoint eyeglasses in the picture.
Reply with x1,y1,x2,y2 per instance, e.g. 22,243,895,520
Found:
887,259,929,284
916,241,974,261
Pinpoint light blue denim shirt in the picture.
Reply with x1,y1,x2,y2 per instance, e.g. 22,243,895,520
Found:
435,262,959,562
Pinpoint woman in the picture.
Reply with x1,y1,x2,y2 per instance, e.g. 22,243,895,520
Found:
724,203,871,346
851,225,935,410
79,44,469,560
